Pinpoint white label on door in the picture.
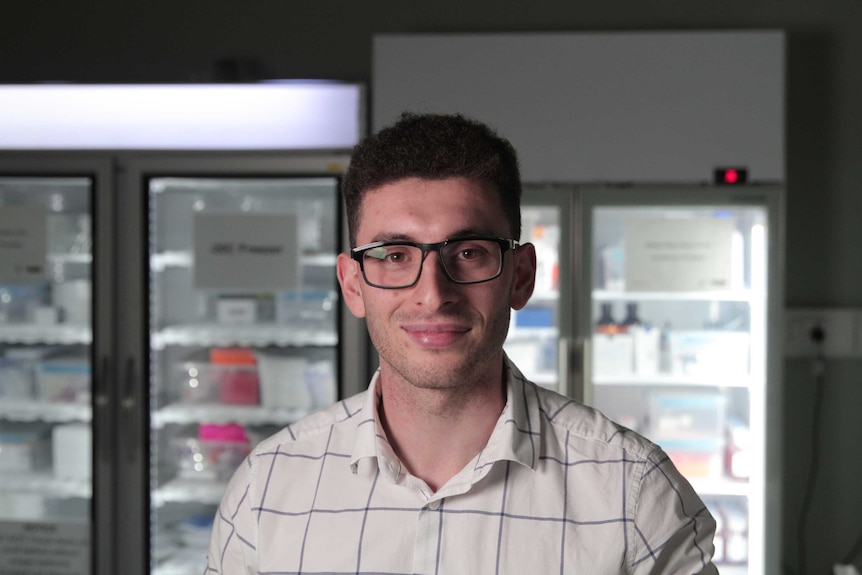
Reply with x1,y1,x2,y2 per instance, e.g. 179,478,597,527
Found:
624,218,733,292
0,207,47,282
193,212,299,291
0,521,90,574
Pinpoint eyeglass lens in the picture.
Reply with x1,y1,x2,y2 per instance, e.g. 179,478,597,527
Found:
361,239,504,287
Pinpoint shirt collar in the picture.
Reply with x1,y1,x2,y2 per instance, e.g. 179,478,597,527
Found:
348,356,539,478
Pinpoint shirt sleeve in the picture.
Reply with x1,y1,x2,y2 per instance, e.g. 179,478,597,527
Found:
628,446,719,575
204,456,258,575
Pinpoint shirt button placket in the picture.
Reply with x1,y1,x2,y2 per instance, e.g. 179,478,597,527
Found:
412,498,443,574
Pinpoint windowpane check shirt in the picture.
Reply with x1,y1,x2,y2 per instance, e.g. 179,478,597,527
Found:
206,358,718,574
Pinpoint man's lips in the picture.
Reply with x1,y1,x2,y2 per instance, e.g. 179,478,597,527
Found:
402,323,470,348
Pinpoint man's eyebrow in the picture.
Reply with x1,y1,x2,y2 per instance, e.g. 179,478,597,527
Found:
368,228,499,244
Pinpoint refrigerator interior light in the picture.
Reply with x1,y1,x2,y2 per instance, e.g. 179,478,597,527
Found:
0,83,363,150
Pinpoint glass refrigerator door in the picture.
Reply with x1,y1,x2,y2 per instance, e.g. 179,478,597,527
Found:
504,187,573,395
0,175,96,572
147,176,342,574
579,186,783,575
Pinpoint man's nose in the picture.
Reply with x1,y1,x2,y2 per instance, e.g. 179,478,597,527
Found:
412,251,458,306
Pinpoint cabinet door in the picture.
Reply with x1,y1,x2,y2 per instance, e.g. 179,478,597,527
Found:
115,153,362,575
578,184,784,575
504,186,575,396
0,156,115,575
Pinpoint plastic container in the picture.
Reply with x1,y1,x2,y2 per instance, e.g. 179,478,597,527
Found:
209,348,259,405
174,424,251,482
177,360,259,406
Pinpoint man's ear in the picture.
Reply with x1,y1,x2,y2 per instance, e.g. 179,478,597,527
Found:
337,252,367,318
510,243,537,311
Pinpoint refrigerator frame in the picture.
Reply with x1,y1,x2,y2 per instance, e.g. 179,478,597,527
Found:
573,183,785,575
0,152,116,575
115,151,368,575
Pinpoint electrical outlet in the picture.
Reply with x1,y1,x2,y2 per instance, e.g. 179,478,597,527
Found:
784,308,859,358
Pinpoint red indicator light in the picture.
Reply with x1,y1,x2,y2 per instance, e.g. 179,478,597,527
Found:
714,167,748,185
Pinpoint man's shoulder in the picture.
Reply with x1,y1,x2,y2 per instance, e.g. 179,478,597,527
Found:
529,383,659,460
252,391,368,453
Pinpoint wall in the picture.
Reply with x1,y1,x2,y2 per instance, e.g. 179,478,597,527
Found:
2,1,861,573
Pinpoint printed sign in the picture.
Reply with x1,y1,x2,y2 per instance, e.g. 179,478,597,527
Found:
0,207,47,282
193,212,299,291
624,218,733,291
0,521,90,574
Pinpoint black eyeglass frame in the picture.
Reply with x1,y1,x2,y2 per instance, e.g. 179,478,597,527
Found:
350,236,520,289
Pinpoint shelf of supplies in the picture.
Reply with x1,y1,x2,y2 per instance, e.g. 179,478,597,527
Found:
592,373,755,389
592,289,760,302
48,253,92,265
151,323,337,349
0,471,91,499
0,400,91,422
152,477,228,507
0,324,91,345
150,250,336,272
152,402,314,428
688,477,750,498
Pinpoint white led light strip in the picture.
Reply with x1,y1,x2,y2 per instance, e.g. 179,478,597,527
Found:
0,82,362,150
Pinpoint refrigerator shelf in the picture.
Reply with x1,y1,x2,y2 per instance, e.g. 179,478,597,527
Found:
688,477,750,498
592,374,756,389
0,400,91,423
152,402,313,428
151,324,337,349
48,253,93,265
592,289,760,303
0,324,91,345
0,470,91,498
150,250,336,272
151,477,227,507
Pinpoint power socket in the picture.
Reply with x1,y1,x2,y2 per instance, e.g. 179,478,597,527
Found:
784,308,859,358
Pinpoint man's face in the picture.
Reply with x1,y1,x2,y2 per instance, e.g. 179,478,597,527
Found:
337,177,536,391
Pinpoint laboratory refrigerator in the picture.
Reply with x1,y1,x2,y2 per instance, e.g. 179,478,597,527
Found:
0,152,369,575
505,184,784,575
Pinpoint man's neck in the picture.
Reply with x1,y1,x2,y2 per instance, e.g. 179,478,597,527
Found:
377,363,507,492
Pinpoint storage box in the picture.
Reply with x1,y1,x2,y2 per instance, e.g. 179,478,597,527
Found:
649,392,726,479
52,423,92,480
592,332,634,377
668,331,750,377
36,357,90,403
0,423,51,472
176,363,259,405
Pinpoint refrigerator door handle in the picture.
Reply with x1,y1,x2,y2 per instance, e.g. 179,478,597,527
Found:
95,356,112,464
122,356,140,462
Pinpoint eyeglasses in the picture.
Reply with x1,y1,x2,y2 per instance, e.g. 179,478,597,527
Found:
350,236,519,289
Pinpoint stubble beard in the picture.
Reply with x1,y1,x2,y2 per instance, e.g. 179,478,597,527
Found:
368,306,512,394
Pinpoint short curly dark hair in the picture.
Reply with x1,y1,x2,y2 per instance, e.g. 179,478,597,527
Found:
341,112,522,246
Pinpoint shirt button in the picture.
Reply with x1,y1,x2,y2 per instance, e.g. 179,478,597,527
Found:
427,500,440,511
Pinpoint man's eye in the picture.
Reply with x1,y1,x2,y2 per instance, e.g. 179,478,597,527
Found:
386,250,407,263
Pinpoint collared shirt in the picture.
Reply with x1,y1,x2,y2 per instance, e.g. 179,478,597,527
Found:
206,359,718,574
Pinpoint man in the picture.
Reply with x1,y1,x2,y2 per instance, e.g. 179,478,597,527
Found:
206,113,718,574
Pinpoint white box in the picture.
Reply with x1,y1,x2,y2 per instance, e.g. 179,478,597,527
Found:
592,333,634,377
216,298,256,325
668,331,749,376
52,423,92,480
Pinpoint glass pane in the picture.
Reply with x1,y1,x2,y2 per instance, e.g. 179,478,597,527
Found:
0,177,93,573
588,203,768,575
505,205,561,391
148,177,341,574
